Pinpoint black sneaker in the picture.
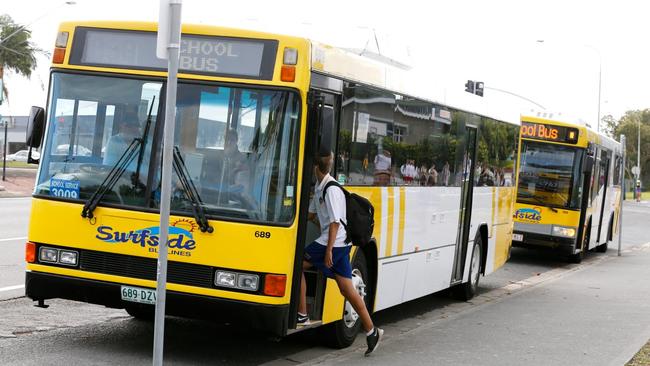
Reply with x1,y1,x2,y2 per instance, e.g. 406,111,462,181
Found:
365,327,383,356
297,313,310,326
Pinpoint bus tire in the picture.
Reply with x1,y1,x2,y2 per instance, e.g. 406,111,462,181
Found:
322,249,370,349
452,237,482,301
569,225,589,263
124,304,155,321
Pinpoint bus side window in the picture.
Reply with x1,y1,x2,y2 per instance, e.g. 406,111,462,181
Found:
337,82,395,186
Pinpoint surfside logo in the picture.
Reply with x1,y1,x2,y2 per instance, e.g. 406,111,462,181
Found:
513,208,542,223
95,219,199,257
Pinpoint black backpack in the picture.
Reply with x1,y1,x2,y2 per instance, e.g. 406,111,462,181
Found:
322,181,375,247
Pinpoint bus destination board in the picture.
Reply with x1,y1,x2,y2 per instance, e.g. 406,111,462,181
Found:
520,122,579,144
70,28,278,80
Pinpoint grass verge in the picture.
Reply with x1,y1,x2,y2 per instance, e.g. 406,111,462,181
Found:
625,191,650,200
2,161,37,168
627,339,650,366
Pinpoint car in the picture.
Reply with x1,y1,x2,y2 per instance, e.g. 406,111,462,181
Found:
55,144,92,156
6,149,40,162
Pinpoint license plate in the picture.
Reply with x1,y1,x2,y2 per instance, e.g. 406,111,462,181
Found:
121,285,156,305
512,233,524,242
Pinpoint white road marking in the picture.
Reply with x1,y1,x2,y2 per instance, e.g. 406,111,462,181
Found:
0,236,27,243
0,285,24,293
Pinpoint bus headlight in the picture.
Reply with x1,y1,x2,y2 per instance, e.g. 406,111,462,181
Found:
39,247,58,263
214,271,260,291
59,250,78,266
552,226,577,238
215,271,236,288
237,274,259,291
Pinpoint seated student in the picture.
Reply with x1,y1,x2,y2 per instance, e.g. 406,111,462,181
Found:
222,129,250,193
103,110,152,184
298,150,383,356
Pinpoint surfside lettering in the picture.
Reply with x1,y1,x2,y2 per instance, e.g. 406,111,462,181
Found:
95,222,197,257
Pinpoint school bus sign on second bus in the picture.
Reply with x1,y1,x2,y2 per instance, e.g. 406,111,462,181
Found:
520,121,579,144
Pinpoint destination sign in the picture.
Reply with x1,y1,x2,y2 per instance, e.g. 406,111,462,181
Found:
520,122,579,144
69,28,277,80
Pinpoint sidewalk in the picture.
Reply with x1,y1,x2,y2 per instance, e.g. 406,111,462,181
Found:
309,246,650,366
0,168,36,198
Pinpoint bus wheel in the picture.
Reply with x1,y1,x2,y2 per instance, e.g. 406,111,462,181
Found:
322,250,369,349
124,304,155,321
453,237,482,301
569,229,589,263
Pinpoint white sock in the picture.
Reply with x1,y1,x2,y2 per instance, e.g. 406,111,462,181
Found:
298,312,307,317
366,327,375,336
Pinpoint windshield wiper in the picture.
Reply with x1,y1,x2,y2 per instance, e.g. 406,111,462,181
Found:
81,138,142,219
132,97,155,189
172,146,214,233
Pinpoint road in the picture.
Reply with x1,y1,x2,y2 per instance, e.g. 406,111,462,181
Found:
0,197,30,301
0,199,648,364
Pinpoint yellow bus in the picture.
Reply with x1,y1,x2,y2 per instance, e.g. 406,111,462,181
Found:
24,21,518,347
513,116,623,262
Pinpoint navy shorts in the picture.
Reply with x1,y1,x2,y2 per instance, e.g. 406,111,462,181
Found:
304,242,352,279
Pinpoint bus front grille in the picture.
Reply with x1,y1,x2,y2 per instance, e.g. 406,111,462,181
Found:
78,249,215,289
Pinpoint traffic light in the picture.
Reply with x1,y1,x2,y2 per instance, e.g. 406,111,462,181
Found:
475,81,484,97
464,80,475,94
464,80,484,97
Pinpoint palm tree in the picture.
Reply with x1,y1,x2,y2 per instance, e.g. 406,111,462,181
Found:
0,14,45,105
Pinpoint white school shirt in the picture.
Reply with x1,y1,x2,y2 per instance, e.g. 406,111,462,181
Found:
308,174,348,247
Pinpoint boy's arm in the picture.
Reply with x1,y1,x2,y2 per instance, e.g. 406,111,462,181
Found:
308,212,320,230
325,222,339,268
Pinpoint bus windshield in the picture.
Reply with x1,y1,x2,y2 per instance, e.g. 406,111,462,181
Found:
517,140,583,209
36,72,301,225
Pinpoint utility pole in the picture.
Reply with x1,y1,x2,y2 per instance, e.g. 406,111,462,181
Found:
2,121,7,181
638,118,641,187
153,1,182,365
619,135,625,256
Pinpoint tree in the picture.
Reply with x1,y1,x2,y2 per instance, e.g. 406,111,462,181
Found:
612,109,650,188
601,114,617,138
0,14,44,104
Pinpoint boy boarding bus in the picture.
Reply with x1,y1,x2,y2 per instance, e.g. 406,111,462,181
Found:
24,21,517,348
513,116,623,262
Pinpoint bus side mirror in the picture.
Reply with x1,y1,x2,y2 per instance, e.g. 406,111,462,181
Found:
583,155,594,175
26,106,45,164
26,106,45,148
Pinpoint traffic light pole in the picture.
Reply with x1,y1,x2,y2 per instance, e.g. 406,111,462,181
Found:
483,86,546,110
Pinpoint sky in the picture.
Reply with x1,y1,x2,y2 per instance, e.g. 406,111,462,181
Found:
2,0,650,129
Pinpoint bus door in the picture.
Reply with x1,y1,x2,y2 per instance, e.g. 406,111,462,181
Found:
452,126,477,284
290,89,340,328
594,149,611,244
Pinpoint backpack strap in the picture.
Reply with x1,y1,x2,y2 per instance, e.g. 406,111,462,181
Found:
322,180,346,200
321,180,348,229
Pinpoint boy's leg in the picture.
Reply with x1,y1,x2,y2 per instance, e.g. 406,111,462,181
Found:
334,274,373,333
298,260,311,316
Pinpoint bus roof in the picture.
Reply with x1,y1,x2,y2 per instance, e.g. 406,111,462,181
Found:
56,20,518,127
310,41,519,127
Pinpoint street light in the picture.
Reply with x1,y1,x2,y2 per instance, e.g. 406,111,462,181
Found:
536,40,602,131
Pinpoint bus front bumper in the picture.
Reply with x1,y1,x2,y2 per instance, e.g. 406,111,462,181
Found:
512,231,577,254
25,271,289,336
